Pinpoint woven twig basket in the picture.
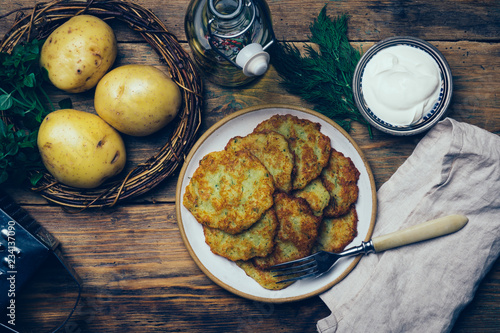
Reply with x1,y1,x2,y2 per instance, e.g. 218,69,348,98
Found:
0,0,203,208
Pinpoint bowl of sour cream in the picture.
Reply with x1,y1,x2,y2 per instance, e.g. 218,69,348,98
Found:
352,36,453,136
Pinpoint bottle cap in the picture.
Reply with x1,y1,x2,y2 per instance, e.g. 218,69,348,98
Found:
236,43,270,77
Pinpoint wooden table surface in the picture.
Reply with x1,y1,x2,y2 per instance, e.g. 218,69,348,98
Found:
1,0,499,332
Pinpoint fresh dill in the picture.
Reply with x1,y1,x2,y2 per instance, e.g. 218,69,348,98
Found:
271,6,370,134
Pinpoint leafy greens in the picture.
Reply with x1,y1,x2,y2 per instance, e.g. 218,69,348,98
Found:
0,39,53,185
271,6,370,134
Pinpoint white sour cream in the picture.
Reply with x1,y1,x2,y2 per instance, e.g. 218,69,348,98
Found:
361,45,442,126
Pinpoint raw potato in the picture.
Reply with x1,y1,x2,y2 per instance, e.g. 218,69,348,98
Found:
37,109,126,189
40,15,117,93
94,64,182,136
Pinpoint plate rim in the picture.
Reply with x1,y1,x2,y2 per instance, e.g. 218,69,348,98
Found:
175,103,377,303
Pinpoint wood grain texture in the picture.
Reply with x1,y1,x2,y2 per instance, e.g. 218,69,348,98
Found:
0,0,499,332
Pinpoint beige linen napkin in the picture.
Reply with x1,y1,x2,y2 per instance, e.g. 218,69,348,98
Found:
317,118,500,333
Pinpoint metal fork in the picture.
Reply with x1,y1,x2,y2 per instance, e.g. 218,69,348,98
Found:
271,214,468,283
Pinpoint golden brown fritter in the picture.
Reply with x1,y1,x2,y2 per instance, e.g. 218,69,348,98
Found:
293,178,331,216
253,114,331,190
314,205,358,253
252,238,310,271
321,149,360,217
203,208,279,261
276,193,321,249
253,192,321,270
236,260,294,290
183,149,275,234
225,131,294,193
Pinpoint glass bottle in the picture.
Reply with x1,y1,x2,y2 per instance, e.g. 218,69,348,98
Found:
185,0,276,87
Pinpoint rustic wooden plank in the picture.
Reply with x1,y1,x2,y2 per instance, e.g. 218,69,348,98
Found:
1,0,499,43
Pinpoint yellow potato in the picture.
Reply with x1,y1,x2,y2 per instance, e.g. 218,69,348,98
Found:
94,64,182,136
40,15,117,93
37,109,126,189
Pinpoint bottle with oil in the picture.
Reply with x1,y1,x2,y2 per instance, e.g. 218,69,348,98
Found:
185,0,276,87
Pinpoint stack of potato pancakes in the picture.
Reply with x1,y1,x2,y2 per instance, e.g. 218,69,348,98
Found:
183,114,360,290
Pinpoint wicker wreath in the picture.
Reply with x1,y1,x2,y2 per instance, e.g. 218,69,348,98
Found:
0,0,203,208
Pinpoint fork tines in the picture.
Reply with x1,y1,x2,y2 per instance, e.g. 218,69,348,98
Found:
271,258,318,283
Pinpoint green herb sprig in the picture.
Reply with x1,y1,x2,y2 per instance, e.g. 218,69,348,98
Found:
271,6,370,135
0,38,53,186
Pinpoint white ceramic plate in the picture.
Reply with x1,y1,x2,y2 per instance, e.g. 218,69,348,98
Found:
175,105,377,303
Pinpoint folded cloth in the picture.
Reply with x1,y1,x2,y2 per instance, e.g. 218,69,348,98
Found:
317,118,500,333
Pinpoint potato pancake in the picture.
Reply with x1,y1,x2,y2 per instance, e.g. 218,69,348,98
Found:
293,178,331,216
225,131,294,193
321,149,360,217
314,205,358,253
183,149,275,234
275,192,322,249
253,192,321,270
203,208,278,261
236,260,294,290
252,238,310,270
253,114,331,190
